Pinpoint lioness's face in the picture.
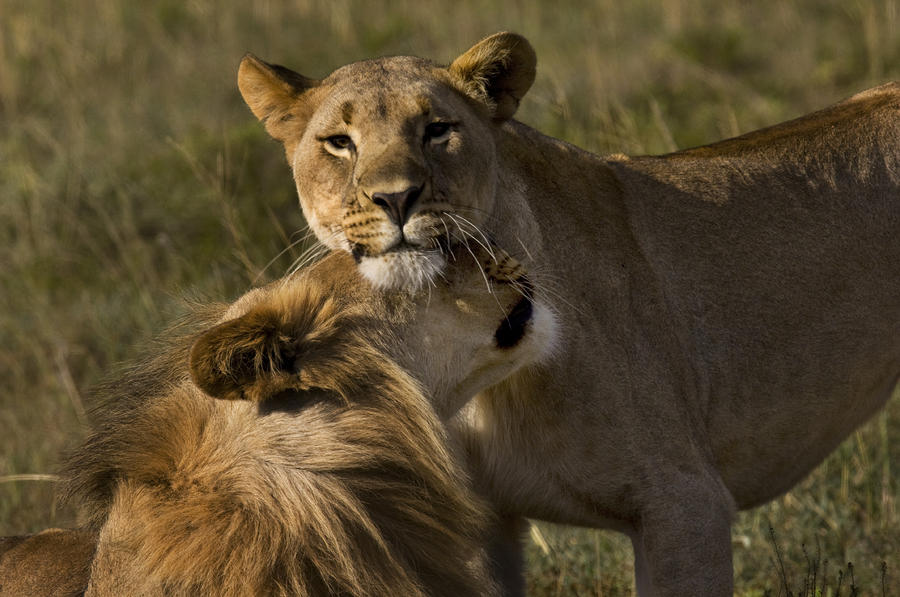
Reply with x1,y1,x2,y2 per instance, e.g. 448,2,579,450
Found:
292,60,499,290
239,33,537,291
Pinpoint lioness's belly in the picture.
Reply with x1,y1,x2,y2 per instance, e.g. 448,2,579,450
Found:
710,365,898,508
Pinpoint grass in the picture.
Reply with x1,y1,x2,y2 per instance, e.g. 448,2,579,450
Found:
1,0,898,594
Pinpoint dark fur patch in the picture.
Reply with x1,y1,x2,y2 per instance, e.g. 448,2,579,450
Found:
495,296,532,348
267,61,317,92
341,101,354,125
257,388,334,416
375,99,388,119
416,95,432,116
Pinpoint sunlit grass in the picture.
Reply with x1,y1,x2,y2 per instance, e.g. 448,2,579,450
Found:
1,1,898,594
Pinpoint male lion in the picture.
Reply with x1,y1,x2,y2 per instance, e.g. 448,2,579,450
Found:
238,32,900,595
7,247,549,596
0,529,94,597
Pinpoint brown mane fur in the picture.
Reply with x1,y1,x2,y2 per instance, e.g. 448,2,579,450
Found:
59,256,506,596
61,303,225,532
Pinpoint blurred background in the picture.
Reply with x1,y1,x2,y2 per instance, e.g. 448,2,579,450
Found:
1,1,898,594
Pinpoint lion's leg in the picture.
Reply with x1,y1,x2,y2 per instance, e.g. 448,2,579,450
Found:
630,470,736,597
485,514,528,597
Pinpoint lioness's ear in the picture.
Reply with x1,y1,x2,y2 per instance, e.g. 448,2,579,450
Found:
449,32,536,120
238,54,319,143
189,308,298,402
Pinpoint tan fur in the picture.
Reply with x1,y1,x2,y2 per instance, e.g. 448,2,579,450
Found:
61,248,546,596
238,34,541,292
0,529,95,597
241,32,900,596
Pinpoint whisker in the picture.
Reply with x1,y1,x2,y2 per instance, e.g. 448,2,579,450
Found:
448,217,501,302
451,207,508,239
440,210,585,321
451,215,552,316
446,215,497,264
442,211,583,320
290,226,319,244
515,236,536,264
286,245,323,274
427,235,445,258
448,215,539,313
446,214,497,263
438,215,456,262
285,236,333,277
531,276,587,319
254,229,317,284
449,213,494,244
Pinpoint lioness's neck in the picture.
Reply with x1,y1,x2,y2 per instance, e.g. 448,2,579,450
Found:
491,120,627,265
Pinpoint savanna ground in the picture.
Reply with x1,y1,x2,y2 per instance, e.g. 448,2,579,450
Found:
1,1,898,594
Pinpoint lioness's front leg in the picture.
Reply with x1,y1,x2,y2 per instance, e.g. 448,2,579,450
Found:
484,514,529,597
631,468,736,597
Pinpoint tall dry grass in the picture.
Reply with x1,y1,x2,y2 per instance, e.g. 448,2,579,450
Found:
1,1,898,594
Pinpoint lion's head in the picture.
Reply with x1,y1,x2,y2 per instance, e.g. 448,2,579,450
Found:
62,247,550,595
70,249,544,596
238,32,536,290
190,246,547,419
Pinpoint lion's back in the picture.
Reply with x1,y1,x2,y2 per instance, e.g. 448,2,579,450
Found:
0,529,95,597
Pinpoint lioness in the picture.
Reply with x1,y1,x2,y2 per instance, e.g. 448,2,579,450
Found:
58,247,549,596
238,32,900,595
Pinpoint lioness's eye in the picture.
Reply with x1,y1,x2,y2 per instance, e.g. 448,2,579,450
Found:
324,135,354,152
424,122,452,143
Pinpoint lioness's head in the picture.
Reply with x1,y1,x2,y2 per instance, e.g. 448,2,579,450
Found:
238,32,536,290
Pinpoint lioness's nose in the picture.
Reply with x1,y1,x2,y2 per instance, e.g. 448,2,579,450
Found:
371,185,423,226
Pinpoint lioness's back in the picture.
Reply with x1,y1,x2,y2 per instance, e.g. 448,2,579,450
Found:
620,81,900,204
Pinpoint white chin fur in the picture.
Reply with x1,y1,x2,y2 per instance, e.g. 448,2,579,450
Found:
529,301,562,362
358,251,446,291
